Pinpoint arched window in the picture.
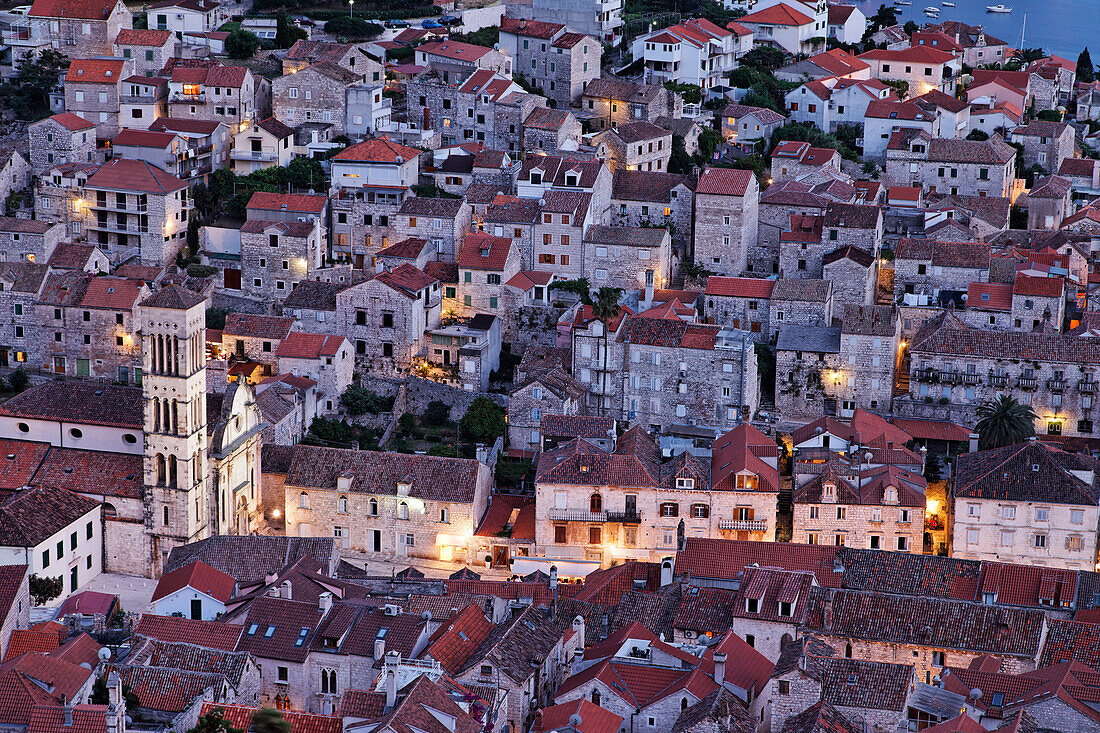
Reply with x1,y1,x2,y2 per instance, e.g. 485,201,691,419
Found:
168,455,178,487
681,698,688,710
845,643,853,659
440,508,449,523
369,497,378,516
590,493,602,513
299,492,309,509
591,689,601,705
338,496,348,513
155,453,166,486
398,501,409,520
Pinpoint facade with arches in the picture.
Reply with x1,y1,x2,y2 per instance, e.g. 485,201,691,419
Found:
273,443,492,562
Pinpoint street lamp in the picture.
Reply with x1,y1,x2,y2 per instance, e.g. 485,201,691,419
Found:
349,0,353,18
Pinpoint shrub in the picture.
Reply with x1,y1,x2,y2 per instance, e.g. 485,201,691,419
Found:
324,15,382,39
225,29,261,59
422,400,451,426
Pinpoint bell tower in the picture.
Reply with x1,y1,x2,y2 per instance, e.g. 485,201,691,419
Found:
139,285,211,575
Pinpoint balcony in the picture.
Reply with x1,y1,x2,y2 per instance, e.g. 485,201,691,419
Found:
548,509,641,523
120,94,160,105
194,143,214,156
719,518,768,532
1047,379,1067,392
1017,377,1038,390
89,220,149,234
990,374,1009,387
940,372,961,384
914,368,939,382
1080,380,1097,393
231,148,278,162
959,373,982,385
170,92,206,103
89,200,148,214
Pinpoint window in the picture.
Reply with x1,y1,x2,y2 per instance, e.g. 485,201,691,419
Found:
1035,507,1049,522
809,506,819,519
966,528,979,544
398,502,409,520
896,536,908,551
836,507,846,520
1034,533,1047,548
660,502,678,517
1071,510,1085,524
299,492,309,509
778,680,790,695
555,525,567,543
338,496,348,513
1001,505,1016,519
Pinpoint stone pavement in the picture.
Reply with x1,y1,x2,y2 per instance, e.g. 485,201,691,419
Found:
339,548,516,580
31,572,157,624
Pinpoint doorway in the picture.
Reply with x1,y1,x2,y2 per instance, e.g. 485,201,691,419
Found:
371,529,382,552
493,545,510,567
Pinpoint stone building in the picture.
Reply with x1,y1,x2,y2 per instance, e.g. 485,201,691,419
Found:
114,28,174,76
277,443,491,562
522,107,583,156
81,158,191,267
517,154,612,222
0,217,63,264
1011,121,1076,173
582,225,670,293
770,278,833,340
456,232,521,318
282,39,383,80
221,313,296,372
778,213,826,278
1025,175,1073,230
822,201,884,259
406,69,532,153
770,141,842,183
703,276,775,337
507,369,586,451
885,130,1017,198
693,167,759,276
792,463,926,551
1010,273,1065,332
414,40,511,77
952,441,1099,571
392,197,472,262
118,74,169,130
594,121,672,173
721,104,787,150
28,114,97,173
336,264,441,373
534,424,778,566
65,57,131,139
240,218,324,300
272,62,361,136
610,170,694,252
822,245,876,305
530,190,593,279
230,117,295,175
578,79,681,132
497,17,600,109
902,312,1100,438
28,0,132,58
894,239,991,298
168,64,256,130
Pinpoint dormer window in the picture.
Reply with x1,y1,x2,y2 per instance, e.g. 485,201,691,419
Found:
735,474,758,490
565,174,578,186
676,477,694,489
530,171,542,185
823,481,836,498
746,597,759,613
884,485,898,503
779,601,792,617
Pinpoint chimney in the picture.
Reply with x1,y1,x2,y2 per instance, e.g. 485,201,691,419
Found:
572,615,585,647
713,651,727,686
572,647,585,675
374,635,386,660
520,18,526,28
281,580,292,600
385,652,401,709
63,696,73,727
376,260,385,274
660,557,674,586
968,432,979,453
644,269,655,308
319,591,333,615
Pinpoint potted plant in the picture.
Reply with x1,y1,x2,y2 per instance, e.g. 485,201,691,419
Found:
484,554,492,569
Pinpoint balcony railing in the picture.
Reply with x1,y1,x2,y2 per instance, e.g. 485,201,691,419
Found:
1047,379,1067,392
89,220,149,234
90,201,148,213
914,368,939,382
1080,380,1097,393
959,373,982,385
990,374,1009,387
1017,377,1038,390
548,509,641,523
170,92,206,103
231,148,278,161
719,518,768,532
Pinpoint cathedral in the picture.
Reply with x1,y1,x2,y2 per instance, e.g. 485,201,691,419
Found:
0,285,263,578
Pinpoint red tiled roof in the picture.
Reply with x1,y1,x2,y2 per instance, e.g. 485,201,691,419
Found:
676,537,842,586
55,591,116,618
373,263,438,298
27,705,108,733
332,137,421,164
115,28,172,46
223,313,295,340
534,699,623,733
246,191,327,214
30,0,115,20
968,282,1013,311
500,16,564,39
424,602,494,675
418,39,492,61
151,560,236,604
739,3,813,26
84,159,186,194
134,614,244,651
48,113,95,131
113,129,177,149
201,704,342,733
458,232,513,270
711,423,780,493
1013,273,1063,298
66,58,125,84
275,332,346,360
860,45,956,64
888,418,971,443
696,167,753,197
4,626,63,661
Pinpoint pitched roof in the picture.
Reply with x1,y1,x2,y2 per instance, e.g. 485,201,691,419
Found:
711,423,779,493
134,614,244,651
246,191,327,214
115,28,172,45
29,0,115,20
535,699,624,733
222,313,295,340
84,159,186,194
418,39,493,61
151,560,236,604
199,704,342,733
371,263,438,297
458,233,513,270
164,536,337,584
275,332,346,360
424,602,494,675
696,167,754,196
140,284,205,310
739,2,813,26
0,381,142,429
954,441,1098,506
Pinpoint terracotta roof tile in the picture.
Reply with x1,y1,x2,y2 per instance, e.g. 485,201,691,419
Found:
151,560,236,604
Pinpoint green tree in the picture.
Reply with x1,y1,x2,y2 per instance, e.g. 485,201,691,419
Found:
663,81,702,104
1007,47,1046,68
975,394,1037,450
1037,109,1063,122
903,20,918,34
189,707,245,733
866,3,899,33
966,129,990,141
324,15,382,39
668,134,694,174
422,400,451,426
740,45,787,71
205,307,229,330
459,397,506,444
226,29,261,59
285,156,325,191
923,452,942,483
7,367,30,394
0,49,69,121
695,127,723,165
427,445,458,457
275,9,307,48
1078,47,1095,83
548,278,593,304
252,708,290,733
29,574,63,606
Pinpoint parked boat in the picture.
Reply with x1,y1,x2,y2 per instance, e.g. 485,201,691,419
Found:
986,4,1012,12
942,2,955,7
894,1,911,5
924,6,940,12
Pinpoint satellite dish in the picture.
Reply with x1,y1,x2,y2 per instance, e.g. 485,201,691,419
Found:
970,688,983,701
98,647,112,662
421,610,432,621
569,714,583,726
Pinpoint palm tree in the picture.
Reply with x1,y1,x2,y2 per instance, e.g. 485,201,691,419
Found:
1007,47,1046,68
591,286,623,417
975,394,1037,450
